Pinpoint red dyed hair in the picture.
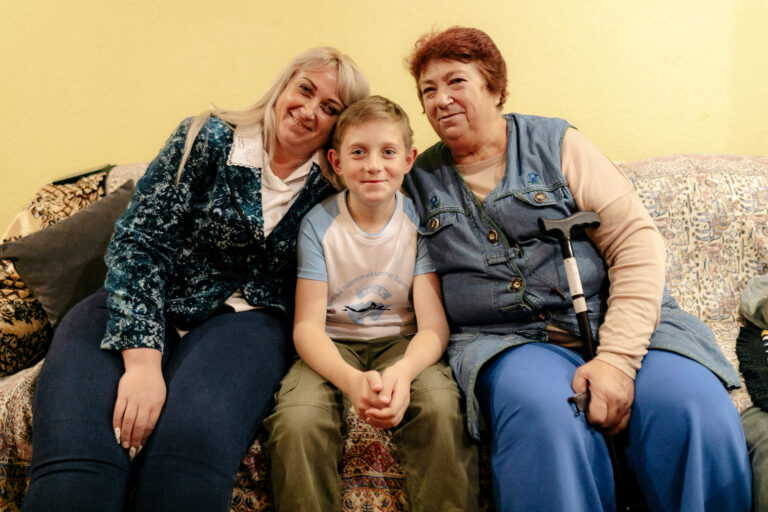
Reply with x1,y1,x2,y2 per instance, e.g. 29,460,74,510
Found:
407,26,507,108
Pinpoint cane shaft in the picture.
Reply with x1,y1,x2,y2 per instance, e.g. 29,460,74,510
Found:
539,212,634,511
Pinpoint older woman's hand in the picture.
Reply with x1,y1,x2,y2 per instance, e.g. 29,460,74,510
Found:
571,359,634,435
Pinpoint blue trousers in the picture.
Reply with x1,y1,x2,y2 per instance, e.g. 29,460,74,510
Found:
22,288,291,512
476,343,751,511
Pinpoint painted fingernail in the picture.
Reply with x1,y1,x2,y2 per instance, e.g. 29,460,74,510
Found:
129,446,137,461
114,427,121,444
122,440,130,449
137,445,143,455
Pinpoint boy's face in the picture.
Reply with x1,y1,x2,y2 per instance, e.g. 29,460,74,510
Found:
328,120,417,210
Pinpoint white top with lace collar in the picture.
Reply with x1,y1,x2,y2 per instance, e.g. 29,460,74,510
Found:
228,124,320,237
219,125,320,314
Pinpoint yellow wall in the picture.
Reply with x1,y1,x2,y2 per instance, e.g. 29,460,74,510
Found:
2,0,767,229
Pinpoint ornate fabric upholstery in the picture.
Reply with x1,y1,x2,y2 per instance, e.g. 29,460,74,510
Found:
622,154,768,412
0,171,109,378
0,262,51,379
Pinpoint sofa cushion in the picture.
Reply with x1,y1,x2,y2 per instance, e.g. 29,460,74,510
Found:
0,171,112,376
0,180,135,329
0,262,52,377
2,169,110,243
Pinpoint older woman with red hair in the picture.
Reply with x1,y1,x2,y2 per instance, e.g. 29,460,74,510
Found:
403,26,751,511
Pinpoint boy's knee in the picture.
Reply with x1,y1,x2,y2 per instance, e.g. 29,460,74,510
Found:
264,403,343,464
412,385,461,419
267,403,340,443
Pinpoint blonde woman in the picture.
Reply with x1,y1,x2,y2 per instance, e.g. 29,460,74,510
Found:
23,47,369,512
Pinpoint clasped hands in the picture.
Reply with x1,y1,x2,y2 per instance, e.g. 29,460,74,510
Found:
347,363,412,430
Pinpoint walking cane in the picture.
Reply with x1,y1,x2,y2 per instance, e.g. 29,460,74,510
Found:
538,211,633,512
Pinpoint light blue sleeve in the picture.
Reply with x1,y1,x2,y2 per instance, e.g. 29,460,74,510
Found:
401,193,436,276
297,194,339,281
414,234,436,275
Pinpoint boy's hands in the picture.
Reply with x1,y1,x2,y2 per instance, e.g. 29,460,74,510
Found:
113,348,166,460
364,362,412,429
346,370,387,421
346,365,412,429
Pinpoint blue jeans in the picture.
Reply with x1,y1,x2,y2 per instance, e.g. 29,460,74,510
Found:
476,343,751,512
22,288,291,512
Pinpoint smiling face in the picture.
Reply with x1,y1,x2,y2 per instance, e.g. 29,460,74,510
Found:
328,120,417,216
273,67,344,164
418,58,503,150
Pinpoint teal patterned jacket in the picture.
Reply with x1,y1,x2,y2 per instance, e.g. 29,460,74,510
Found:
101,117,336,352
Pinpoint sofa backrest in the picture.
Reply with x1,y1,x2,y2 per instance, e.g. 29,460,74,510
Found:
618,154,768,326
618,154,768,411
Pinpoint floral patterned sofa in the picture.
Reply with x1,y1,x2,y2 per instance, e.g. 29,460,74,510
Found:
0,153,766,511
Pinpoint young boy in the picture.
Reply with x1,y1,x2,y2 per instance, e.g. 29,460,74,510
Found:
264,95,478,511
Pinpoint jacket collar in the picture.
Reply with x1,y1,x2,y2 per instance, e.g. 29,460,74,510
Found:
227,124,265,169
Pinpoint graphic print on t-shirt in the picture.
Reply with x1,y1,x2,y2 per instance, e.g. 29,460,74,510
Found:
343,284,392,324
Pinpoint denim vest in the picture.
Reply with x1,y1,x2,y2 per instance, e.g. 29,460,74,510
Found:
403,113,740,439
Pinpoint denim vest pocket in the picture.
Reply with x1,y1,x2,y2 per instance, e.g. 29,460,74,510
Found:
496,278,532,314
512,189,561,207
416,211,464,275
490,186,571,244
416,210,458,237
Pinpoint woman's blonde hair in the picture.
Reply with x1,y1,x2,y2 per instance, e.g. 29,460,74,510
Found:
176,47,370,185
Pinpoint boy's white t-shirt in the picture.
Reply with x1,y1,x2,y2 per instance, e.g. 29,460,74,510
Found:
297,190,435,340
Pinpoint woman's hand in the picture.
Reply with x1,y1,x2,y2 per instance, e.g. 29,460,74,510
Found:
571,359,634,435
113,347,166,460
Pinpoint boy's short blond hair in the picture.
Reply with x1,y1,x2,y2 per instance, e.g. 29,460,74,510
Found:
332,95,414,150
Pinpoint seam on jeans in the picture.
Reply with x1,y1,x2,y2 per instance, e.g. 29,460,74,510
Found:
410,384,459,399
274,401,342,414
